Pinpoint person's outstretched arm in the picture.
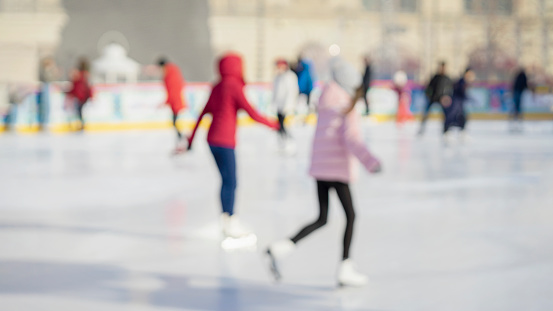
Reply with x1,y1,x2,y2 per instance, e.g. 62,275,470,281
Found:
235,87,279,130
187,99,210,150
342,113,381,173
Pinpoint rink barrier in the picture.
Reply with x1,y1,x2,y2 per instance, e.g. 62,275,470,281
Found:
371,112,553,122
1,81,552,134
6,112,551,134
4,113,552,134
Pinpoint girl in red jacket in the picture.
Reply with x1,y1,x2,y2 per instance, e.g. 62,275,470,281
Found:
66,58,93,131
188,53,279,238
158,58,187,149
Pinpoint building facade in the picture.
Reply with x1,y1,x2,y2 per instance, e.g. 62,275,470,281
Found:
0,0,552,83
208,0,553,82
0,0,213,84
0,0,67,83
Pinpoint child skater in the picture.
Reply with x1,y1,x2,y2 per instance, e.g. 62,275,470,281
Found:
187,52,280,239
66,57,93,131
266,57,381,287
157,57,187,153
272,59,299,153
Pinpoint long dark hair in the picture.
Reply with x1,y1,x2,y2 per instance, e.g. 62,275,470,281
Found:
78,57,90,72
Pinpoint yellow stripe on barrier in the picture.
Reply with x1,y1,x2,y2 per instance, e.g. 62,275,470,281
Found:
414,112,553,121
14,125,41,134
6,113,553,134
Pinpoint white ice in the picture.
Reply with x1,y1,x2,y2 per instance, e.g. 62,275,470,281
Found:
0,120,553,311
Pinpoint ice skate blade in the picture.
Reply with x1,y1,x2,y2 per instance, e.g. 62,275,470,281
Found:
337,281,367,288
221,234,257,251
171,148,186,156
266,249,282,282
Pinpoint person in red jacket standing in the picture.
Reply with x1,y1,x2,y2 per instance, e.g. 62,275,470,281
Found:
187,52,279,239
158,58,187,146
66,58,93,131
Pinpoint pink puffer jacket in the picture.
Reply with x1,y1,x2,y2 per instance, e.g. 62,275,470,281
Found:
309,82,380,183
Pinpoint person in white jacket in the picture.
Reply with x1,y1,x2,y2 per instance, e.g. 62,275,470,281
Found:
273,59,299,152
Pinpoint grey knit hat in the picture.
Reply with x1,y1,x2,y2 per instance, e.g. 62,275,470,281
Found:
329,57,361,96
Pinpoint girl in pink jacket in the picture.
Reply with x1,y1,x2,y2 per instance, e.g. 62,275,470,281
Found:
266,57,381,287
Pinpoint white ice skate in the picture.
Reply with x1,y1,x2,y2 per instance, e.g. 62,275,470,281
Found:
266,239,295,281
277,136,287,153
442,131,452,146
278,140,297,156
220,213,257,250
221,213,252,238
509,121,523,133
283,141,297,156
337,259,368,287
459,131,471,143
171,138,188,156
516,121,524,133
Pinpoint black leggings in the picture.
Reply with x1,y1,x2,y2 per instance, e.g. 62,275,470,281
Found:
512,91,523,121
172,112,182,139
362,87,370,114
304,92,311,107
277,112,287,137
291,180,356,260
76,101,85,128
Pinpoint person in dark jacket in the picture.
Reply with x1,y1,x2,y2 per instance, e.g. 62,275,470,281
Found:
66,58,93,131
418,61,453,135
361,56,372,115
511,67,528,124
443,68,475,141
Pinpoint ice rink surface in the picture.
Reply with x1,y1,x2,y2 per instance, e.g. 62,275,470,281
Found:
0,120,553,311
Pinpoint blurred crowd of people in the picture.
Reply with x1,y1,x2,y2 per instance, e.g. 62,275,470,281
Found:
0,49,540,143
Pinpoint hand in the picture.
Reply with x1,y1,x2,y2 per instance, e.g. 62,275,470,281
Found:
440,96,452,107
272,121,280,131
369,161,382,174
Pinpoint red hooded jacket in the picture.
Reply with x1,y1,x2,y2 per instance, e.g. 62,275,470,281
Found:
163,63,186,114
67,71,93,104
188,53,278,149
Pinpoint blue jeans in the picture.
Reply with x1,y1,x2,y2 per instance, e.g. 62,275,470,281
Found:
209,145,237,215
38,83,50,126
512,91,523,120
